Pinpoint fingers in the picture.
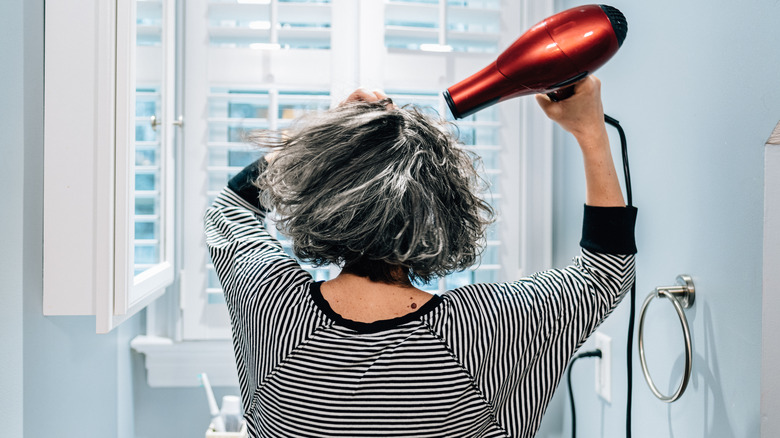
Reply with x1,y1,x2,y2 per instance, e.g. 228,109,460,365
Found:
536,76,599,106
340,88,395,108
343,88,377,104
370,89,398,109
535,93,555,113
534,75,605,139
371,89,389,101
536,75,600,108
342,88,385,104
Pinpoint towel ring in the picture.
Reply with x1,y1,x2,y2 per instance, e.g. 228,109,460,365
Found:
638,274,695,403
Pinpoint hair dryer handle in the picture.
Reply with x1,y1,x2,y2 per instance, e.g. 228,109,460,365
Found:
546,85,576,102
545,71,590,102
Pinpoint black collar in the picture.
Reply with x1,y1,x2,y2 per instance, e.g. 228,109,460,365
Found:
308,281,443,334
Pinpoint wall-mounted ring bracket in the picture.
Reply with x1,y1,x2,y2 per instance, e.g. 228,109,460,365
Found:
638,274,695,403
653,274,695,308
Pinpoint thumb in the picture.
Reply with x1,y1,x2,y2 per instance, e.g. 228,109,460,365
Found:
535,93,559,118
535,93,551,106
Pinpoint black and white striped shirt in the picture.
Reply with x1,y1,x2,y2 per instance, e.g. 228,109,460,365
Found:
205,163,637,438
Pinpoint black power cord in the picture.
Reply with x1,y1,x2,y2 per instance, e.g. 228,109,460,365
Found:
603,114,634,438
565,115,635,438
567,349,603,438
605,114,632,207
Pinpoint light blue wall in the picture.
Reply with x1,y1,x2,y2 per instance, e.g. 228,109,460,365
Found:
0,1,144,436
1,0,26,435
133,369,239,438
552,0,779,436
0,2,235,436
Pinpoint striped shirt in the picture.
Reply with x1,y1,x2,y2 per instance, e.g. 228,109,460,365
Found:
205,162,637,438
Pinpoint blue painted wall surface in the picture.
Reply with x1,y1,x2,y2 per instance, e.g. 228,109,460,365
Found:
551,0,779,436
0,1,144,436
1,0,26,435
0,2,240,436
133,370,239,438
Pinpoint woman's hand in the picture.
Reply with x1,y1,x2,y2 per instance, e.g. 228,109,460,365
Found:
536,76,625,207
339,88,396,109
535,76,606,145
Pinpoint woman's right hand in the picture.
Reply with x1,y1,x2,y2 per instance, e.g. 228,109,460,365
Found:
536,76,625,207
534,75,607,145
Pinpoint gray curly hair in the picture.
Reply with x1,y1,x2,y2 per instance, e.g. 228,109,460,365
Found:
253,99,494,284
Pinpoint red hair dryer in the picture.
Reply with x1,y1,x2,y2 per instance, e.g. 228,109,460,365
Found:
444,4,627,119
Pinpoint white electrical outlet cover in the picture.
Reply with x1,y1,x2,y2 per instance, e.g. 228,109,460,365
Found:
594,332,611,402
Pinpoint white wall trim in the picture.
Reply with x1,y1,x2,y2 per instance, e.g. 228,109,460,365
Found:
761,120,780,437
131,336,238,387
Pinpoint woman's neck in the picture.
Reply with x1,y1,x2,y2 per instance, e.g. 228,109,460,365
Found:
320,273,434,323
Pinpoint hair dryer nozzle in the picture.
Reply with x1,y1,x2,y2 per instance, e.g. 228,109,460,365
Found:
444,4,627,119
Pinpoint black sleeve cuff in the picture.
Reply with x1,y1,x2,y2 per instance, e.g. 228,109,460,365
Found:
227,158,269,211
579,205,638,255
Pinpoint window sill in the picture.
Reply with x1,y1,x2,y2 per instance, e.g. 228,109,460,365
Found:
130,335,239,388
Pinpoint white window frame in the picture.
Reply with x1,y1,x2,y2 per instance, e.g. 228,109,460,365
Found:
43,0,177,333
133,0,554,387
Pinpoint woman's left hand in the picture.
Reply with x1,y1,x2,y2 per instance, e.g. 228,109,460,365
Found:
340,88,395,108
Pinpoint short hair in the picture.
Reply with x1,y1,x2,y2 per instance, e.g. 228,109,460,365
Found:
253,99,494,284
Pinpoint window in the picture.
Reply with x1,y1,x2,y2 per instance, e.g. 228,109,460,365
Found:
43,0,551,375
134,86,164,276
114,0,177,320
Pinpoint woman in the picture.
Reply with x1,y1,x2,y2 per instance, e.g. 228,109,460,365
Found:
205,77,636,437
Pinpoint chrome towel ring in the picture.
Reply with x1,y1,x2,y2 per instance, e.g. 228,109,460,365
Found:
638,274,695,403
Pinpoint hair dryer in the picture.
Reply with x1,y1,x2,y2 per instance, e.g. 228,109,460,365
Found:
444,4,627,119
